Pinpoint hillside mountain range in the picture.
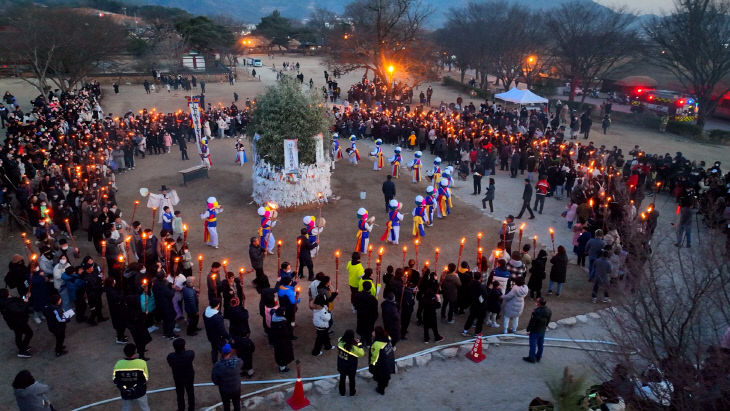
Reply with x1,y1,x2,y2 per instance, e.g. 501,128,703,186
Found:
117,0,652,25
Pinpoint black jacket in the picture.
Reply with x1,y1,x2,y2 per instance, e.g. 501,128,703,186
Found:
522,184,533,202
382,180,396,198
166,350,195,383
381,299,401,344
228,305,250,337
354,291,378,337
297,235,316,263
248,244,265,270
203,308,229,346
526,306,552,334
0,296,31,330
152,278,175,315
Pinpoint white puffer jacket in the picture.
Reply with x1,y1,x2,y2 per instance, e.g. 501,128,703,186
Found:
312,306,331,329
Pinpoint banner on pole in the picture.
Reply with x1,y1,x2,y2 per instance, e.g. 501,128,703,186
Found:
284,139,299,174
187,96,203,155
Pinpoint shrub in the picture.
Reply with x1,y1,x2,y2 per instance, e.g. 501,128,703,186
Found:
706,129,730,144
666,121,702,138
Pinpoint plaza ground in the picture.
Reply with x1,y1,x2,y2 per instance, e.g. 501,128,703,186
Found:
0,55,726,409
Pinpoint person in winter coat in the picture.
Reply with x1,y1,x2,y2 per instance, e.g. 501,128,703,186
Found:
277,276,300,326
152,271,177,339
182,277,200,336
203,298,229,364
211,343,241,411
6,254,30,297
506,252,527,290
528,250,548,299
270,307,295,373
297,229,317,280
124,289,152,360
29,264,49,325
167,338,196,411
104,277,128,344
482,178,495,212
347,252,364,309
381,292,401,346
440,263,461,323
231,332,255,378
227,297,250,338
456,262,473,314
523,297,552,363
548,246,569,296
354,282,378,346
564,202,578,228
421,277,444,343
585,229,606,281
113,343,151,410
575,226,591,267
592,250,612,303
337,329,365,396
43,294,68,357
369,326,396,395
248,237,269,293
400,278,417,339
501,277,528,334
13,370,54,410
0,288,33,357
311,295,333,355
221,272,243,320
461,272,489,336
486,281,503,327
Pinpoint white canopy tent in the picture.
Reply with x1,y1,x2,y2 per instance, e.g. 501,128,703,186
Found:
494,88,548,104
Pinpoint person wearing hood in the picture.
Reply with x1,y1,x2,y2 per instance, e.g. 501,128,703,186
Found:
5,254,30,297
311,294,333,356
211,343,242,411
506,251,527,290
203,298,229,364
13,370,53,410
501,277,528,334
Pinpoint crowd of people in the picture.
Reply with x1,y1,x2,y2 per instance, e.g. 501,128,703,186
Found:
1,70,729,410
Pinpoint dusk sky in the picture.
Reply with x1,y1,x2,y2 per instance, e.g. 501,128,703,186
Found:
596,0,674,14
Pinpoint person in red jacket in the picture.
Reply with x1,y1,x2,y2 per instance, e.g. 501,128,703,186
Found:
534,176,550,214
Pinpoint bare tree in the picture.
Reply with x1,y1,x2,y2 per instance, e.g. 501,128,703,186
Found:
1,6,127,93
544,1,640,102
324,0,436,88
646,0,730,130
587,195,730,410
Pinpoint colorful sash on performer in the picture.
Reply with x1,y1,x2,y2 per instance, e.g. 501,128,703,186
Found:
377,151,384,169
355,220,369,252
413,163,421,182
355,148,361,162
433,172,441,189
380,219,393,242
412,215,425,237
392,159,400,178
438,191,450,216
204,210,216,242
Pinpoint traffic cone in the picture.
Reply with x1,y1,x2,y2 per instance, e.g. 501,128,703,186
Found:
465,334,486,363
287,360,310,410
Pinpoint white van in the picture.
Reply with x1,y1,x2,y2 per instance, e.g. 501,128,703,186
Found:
253,58,263,67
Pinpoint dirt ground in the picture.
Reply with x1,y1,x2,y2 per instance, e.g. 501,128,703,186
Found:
0,55,725,409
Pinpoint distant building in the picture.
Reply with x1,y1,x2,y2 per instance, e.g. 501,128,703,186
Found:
181,51,206,71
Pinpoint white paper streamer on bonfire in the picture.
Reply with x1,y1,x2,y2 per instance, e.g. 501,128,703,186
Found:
251,162,332,208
